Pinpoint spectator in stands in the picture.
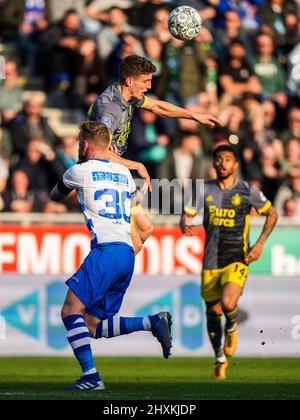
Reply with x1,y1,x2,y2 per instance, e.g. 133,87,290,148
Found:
0,60,24,124
127,107,170,178
8,95,60,158
96,7,138,60
260,143,283,201
275,171,300,216
0,0,50,42
143,34,163,95
258,0,289,43
159,131,211,211
74,37,107,107
176,0,217,30
48,0,87,22
127,1,172,32
218,102,260,179
250,33,287,108
15,138,65,193
40,8,87,104
247,97,284,152
260,99,280,138
56,136,78,169
281,107,300,144
215,0,264,29
107,33,144,82
159,132,211,183
218,40,262,99
279,4,300,57
281,138,300,177
179,91,219,155
214,10,252,60
283,197,298,218
2,169,46,212
87,0,134,16
146,7,172,44
157,32,211,106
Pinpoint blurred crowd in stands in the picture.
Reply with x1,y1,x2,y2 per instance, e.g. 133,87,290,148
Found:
1,0,300,217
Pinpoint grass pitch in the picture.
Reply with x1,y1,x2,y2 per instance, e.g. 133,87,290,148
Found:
0,357,300,400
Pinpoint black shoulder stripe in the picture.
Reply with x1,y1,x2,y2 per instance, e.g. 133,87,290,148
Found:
57,178,73,195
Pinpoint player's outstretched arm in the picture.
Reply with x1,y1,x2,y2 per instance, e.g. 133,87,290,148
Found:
245,206,278,264
144,97,222,128
108,150,152,193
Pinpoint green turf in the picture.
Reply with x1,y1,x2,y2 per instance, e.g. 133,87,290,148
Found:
0,357,300,400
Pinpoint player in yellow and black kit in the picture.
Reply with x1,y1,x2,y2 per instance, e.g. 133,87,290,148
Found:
180,144,278,380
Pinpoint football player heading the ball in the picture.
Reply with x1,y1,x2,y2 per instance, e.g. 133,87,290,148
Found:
88,54,222,255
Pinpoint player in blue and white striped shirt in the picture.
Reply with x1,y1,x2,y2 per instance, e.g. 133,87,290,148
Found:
51,121,172,391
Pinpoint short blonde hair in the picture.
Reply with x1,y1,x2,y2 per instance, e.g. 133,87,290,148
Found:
79,121,110,145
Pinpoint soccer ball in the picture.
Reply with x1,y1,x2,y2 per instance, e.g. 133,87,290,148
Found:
168,6,202,41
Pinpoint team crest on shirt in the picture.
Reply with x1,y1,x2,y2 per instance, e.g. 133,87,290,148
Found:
231,193,242,206
206,195,214,202
100,116,113,131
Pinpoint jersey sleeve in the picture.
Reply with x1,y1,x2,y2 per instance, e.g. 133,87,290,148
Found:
184,181,205,216
135,95,148,109
249,185,272,214
88,100,118,136
63,165,85,190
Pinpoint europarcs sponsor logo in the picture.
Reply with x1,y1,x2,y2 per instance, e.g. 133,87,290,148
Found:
0,55,6,79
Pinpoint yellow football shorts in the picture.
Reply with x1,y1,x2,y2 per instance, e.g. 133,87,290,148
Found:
201,262,249,303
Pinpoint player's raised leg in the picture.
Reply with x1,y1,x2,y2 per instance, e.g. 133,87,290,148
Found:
86,310,172,359
61,289,105,391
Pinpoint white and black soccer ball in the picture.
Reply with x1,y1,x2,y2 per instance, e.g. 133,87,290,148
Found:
168,6,202,41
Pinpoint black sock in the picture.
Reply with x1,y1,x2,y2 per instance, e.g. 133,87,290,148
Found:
207,312,225,360
224,307,238,331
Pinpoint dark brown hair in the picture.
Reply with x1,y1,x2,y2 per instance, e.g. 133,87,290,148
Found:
119,55,156,85
79,121,110,145
213,144,238,161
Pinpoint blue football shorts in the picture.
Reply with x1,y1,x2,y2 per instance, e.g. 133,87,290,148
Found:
66,243,135,320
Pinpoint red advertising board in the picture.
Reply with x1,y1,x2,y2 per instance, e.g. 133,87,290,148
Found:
0,225,205,275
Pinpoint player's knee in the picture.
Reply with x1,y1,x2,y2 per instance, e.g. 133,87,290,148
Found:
61,303,83,319
206,301,222,317
221,299,236,314
85,322,95,337
61,305,71,320
206,308,223,319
